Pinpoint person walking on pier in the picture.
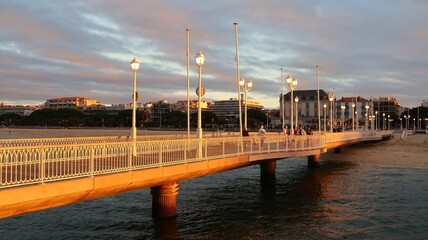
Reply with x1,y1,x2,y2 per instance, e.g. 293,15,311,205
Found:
242,127,250,147
258,124,266,149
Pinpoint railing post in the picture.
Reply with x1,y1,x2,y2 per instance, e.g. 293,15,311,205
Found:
286,136,288,151
276,135,279,152
294,137,297,151
90,145,94,176
184,141,187,163
159,144,163,166
222,139,225,157
204,140,207,159
40,146,45,183
128,143,133,171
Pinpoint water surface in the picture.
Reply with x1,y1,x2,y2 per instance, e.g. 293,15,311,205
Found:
1,157,427,239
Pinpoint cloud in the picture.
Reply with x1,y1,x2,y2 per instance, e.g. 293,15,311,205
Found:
0,0,427,109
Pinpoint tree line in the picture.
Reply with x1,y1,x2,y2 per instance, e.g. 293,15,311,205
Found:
0,108,270,129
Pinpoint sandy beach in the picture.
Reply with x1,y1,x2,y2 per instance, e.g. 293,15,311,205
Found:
322,132,428,167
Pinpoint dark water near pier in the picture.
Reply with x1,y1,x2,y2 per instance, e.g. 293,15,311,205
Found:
1,157,427,239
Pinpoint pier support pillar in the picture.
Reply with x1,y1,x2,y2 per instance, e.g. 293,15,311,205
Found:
151,182,179,219
334,147,343,153
260,160,276,185
308,154,320,168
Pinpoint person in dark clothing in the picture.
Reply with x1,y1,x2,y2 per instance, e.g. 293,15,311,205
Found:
242,127,250,137
242,127,250,146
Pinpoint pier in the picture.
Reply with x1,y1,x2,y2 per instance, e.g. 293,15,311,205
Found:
0,131,393,219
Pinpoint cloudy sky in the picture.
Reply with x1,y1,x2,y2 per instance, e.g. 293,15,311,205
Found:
1,0,427,109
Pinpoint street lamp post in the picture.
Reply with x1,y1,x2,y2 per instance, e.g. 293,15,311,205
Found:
266,111,269,130
387,115,390,130
239,78,253,129
287,75,298,134
404,115,407,130
382,113,385,130
413,118,416,131
295,96,299,128
341,105,345,131
316,65,321,132
406,115,411,130
352,103,355,131
355,110,359,129
375,111,378,130
281,68,285,129
400,118,403,130
130,57,140,157
186,29,190,138
328,92,334,132
195,51,205,139
234,22,243,137
323,103,327,132
365,105,370,130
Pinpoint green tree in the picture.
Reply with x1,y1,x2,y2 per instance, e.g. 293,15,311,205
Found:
163,111,186,127
247,109,267,128
0,113,23,126
190,111,218,128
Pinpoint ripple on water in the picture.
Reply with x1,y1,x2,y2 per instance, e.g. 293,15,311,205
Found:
1,158,427,239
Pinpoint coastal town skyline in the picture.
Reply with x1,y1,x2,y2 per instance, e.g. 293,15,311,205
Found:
1,1,427,109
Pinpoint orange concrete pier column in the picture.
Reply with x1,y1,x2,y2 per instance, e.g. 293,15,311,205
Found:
334,147,343,153
260,160,277,184
308,154,320,168
151,182,179,219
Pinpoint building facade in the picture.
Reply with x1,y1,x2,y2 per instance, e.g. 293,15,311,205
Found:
335,96,373,129
0,104,39,116
170,100,208,113
372,97,401,118
281,89,329,128
45,97,101,109
209,98,263,120
79,104,127,115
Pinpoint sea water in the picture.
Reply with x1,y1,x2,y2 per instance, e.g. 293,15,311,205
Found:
1,157,427,239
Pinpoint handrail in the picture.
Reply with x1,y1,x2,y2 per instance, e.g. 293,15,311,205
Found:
1,134,326,189
1,131,393,189
0,132,243,147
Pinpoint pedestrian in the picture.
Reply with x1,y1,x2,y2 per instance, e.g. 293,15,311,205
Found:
258,124,267,149
306,126,313,135
242,127,250,146
283,125,290,135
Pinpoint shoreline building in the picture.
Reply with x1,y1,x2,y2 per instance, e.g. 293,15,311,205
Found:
170,100,209,113
372,97,401,118
45,97,101,110
0,103,39,116
372,97,401,129
335,96,372,129
281,89,329,128
209,97,263,128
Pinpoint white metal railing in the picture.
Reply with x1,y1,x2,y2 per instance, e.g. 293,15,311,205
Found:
1,134,328,189
2,131,395,189
0,132,246,147
324,131,364,143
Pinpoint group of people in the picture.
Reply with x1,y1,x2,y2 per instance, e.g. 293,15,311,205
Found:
282,125,313,136
242,125,267,148
242,124,314,149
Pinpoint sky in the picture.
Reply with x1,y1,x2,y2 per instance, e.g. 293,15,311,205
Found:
1,0,427,109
